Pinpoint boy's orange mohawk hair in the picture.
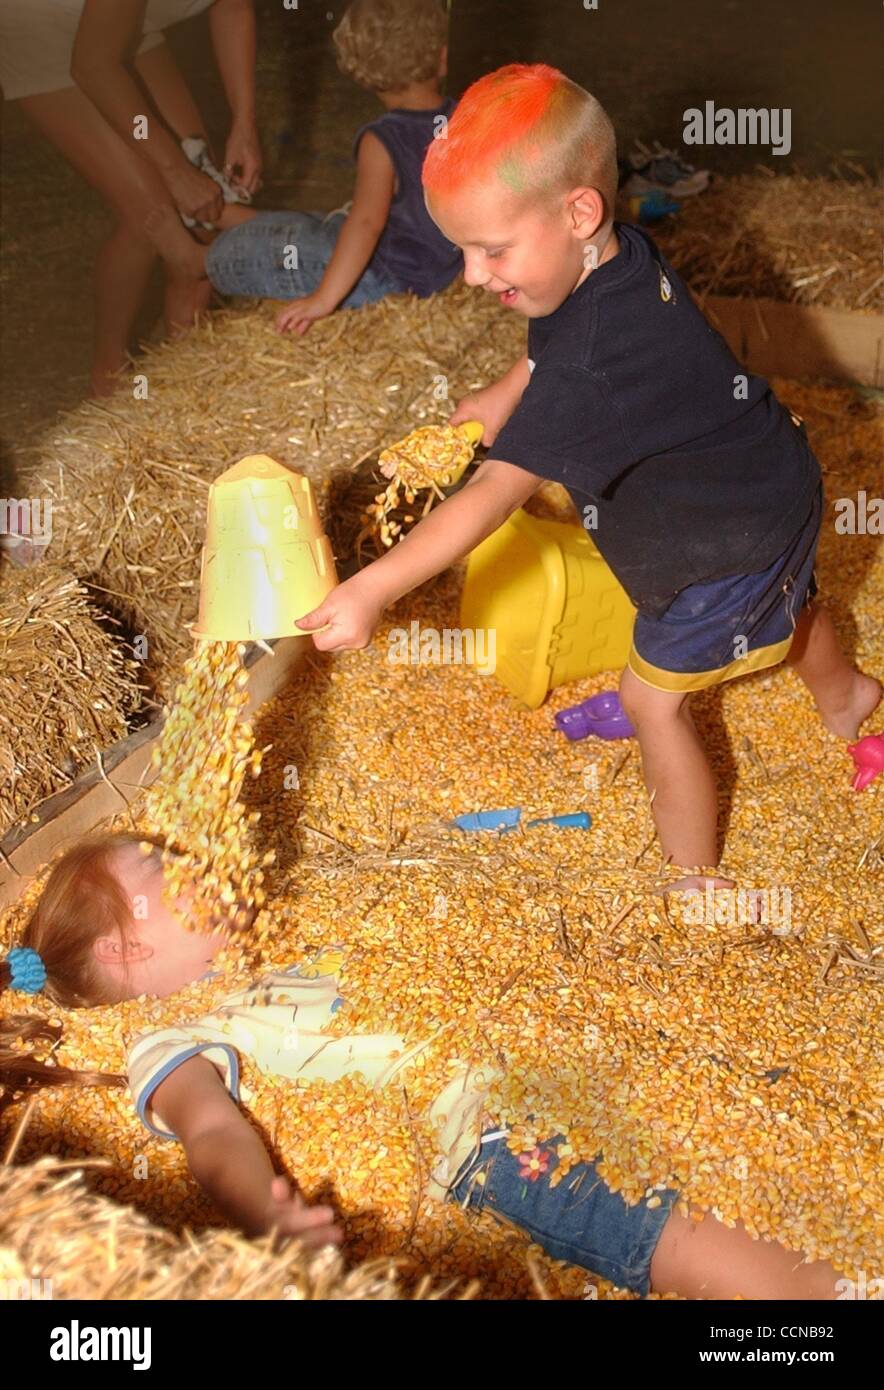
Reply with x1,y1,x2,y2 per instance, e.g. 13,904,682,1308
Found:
423,63,617,218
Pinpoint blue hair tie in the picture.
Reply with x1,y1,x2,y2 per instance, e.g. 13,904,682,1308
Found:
7,946,47,995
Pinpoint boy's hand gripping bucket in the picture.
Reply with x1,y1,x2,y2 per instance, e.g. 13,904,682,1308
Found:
194,454,338,641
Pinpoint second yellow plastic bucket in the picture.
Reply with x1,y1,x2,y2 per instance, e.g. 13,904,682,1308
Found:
460,509,636,708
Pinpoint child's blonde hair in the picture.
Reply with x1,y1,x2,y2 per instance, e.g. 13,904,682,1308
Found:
423,63,618,224
333,0,447,93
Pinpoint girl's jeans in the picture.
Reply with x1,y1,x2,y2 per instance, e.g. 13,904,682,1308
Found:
449,1131,678,1296
205,209,405,304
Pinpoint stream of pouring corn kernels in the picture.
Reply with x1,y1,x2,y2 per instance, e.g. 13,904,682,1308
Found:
141,640,275,964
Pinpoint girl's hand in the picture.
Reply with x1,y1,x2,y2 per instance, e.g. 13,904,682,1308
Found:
264,1176,342,1247
449,381,514,448
162,161,224,225
295,576,384,652
224,121,262,196
276,293,334,335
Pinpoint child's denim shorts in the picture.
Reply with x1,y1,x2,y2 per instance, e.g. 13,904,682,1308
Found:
448,1131,678,1296
629,479,823,693
205,209,405,304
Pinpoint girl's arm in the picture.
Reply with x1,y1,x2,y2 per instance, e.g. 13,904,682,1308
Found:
276,131,394,333
71,0,223,224
151,1053,342,1244
208,0,261,193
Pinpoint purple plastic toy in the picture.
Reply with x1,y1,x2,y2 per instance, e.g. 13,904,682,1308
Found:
554,691,635,741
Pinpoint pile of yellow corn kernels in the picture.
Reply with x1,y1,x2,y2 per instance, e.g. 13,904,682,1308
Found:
1,380,881,1300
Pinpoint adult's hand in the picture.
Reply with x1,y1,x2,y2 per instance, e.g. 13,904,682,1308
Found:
162,161,224,225
224,120,262,195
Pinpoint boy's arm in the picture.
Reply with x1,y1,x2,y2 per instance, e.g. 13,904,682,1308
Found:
298,456,544,646
361,456,543,607
449,356,533,445
309,132,396,311
151,1052,341,1244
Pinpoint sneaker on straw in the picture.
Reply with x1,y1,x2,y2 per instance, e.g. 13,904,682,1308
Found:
621,140,710,199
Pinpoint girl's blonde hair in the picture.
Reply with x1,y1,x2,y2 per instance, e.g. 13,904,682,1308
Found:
0,833,161,1116
333,0,447,93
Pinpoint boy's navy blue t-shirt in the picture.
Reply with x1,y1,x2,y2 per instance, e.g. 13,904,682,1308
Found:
354,99,463,298
491,222,821,617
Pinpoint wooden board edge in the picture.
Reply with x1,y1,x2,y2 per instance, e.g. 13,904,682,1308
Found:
705,296,884,388
0,635,310,914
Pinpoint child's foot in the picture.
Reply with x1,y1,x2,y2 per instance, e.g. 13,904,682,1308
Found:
658,873,734,895
657,876,766,924
818,672,882,739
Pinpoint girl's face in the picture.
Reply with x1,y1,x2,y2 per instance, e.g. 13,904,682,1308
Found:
93,845,230,999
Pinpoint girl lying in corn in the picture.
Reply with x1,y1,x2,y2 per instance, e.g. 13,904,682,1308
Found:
1,833,842,1300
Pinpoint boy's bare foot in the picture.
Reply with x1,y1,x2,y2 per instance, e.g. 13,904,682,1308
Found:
657,876,766,924
818,672,882,740
787,605,881,738
657,874,734,895
216,203,257,230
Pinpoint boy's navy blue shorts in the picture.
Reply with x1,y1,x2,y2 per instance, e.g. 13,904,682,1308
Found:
628,481,823,693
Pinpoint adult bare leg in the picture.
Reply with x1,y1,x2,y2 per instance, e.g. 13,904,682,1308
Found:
17,87,169,394
91,220,157,395
19,83,211,370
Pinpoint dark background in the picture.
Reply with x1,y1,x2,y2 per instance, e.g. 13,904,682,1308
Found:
1,0,881,462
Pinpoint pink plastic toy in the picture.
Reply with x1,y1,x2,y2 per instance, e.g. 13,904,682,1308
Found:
847,733,884,791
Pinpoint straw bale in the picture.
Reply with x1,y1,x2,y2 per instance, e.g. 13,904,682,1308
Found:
0,564,141,835
31,282,514,696
653,172,882,312
0,1157,474,1300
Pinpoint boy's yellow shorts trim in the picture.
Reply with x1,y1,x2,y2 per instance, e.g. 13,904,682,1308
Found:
626,633,794,693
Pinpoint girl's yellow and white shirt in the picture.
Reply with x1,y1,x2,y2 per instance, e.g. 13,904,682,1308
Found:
128,947,497,1200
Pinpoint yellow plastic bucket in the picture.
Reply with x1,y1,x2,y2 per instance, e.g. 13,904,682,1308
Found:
460,508,636,708
194,454,337,641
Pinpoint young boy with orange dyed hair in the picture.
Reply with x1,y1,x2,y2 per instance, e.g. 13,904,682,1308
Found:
299,64,880,895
